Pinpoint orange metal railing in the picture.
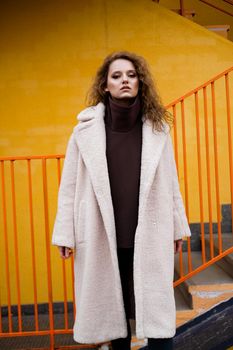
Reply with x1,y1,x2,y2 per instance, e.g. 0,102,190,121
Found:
0,67,233,349
0,156,98,349
166,66,233,286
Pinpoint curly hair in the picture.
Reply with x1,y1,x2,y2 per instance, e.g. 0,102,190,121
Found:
86,51,173,132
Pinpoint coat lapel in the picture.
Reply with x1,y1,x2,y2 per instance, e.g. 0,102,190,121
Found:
138,119,169,220
73,103,169,243
74,103,117,246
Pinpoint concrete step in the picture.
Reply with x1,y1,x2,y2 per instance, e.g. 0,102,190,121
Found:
204,233,233,278
174,285,198,327
174,249,233,325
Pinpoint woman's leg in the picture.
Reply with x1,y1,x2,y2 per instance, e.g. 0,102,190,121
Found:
117,248,135,320
147,337,173,350
111,318,131,350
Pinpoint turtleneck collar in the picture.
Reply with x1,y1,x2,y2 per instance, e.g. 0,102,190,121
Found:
105,95,142,132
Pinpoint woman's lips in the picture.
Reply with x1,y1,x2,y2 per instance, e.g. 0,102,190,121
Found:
121,86,131,90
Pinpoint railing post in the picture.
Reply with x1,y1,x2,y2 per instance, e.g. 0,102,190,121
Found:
42,158,55,349
27,159,39,331
203,86,214,259
211,82,222,255
10,160,22,332
0,160,13,332
225,73,233,236
195,91,206,264
180,0,185,16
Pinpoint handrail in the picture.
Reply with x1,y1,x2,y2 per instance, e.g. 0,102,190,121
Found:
166,66,233,108
174,245,233,287
0,154,64,161
166,66,233,287
223,0,233,5
199,0,233,17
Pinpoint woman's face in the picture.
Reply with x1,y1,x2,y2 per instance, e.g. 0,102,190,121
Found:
105,59,139,105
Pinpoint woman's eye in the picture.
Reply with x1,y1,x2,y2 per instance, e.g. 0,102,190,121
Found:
111,72,137,79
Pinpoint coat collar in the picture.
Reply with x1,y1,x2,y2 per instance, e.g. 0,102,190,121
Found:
73,102,169,244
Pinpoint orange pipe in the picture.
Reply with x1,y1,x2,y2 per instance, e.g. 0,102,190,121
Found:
211,82,222,254
225,73,233,235
62,255,69,329
203,86,214,259
1,161,13,332
0,329,103,349
10,161,22,332
0,330,63,337
178,248,184,279
42,159,55,349
195,92,206,264
27,159,39,331
0,155,65,161
57,158,61,181
180,100,192,273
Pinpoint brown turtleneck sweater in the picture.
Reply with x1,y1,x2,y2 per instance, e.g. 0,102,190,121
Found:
104,96,142,248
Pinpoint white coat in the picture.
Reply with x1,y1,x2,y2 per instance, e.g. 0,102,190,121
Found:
51,102,191,344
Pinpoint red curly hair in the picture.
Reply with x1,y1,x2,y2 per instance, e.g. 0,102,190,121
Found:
86,51,173,132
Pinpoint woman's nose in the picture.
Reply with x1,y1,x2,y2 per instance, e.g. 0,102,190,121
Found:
122,75,128,83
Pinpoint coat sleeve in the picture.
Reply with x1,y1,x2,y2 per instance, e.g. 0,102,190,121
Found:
51,132,78,249
167,134,192,240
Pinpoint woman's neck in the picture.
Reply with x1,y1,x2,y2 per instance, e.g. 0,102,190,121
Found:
110,96,137,107
105,95,141,132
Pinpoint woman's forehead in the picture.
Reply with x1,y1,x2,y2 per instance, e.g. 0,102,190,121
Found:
108,58,136,73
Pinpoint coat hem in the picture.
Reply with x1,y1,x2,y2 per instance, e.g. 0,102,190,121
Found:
136,330,176,340
73,330,128,344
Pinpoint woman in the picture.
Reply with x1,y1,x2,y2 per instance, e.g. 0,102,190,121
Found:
52,51,191,350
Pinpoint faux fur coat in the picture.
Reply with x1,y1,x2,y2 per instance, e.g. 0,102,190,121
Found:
51,102,191,344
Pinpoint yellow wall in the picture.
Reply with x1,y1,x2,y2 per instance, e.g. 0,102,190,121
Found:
1,1,233,157
0,1,233,305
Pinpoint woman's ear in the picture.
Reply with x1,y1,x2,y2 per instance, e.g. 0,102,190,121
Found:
104,87,109,92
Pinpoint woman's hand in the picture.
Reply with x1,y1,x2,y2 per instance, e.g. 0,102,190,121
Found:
174,239,183,254
58,246,73,259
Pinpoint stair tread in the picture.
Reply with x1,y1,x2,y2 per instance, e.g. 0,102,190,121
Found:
175,251,233,286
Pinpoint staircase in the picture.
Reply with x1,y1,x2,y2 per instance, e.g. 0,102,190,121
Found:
129,234,233,348
175,233,233,327
167,65,233,342
157,0,233,41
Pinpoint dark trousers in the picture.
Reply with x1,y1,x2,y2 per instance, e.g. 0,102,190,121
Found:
111,319,173,350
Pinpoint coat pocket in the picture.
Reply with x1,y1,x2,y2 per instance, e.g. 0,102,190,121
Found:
76,200,86,244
